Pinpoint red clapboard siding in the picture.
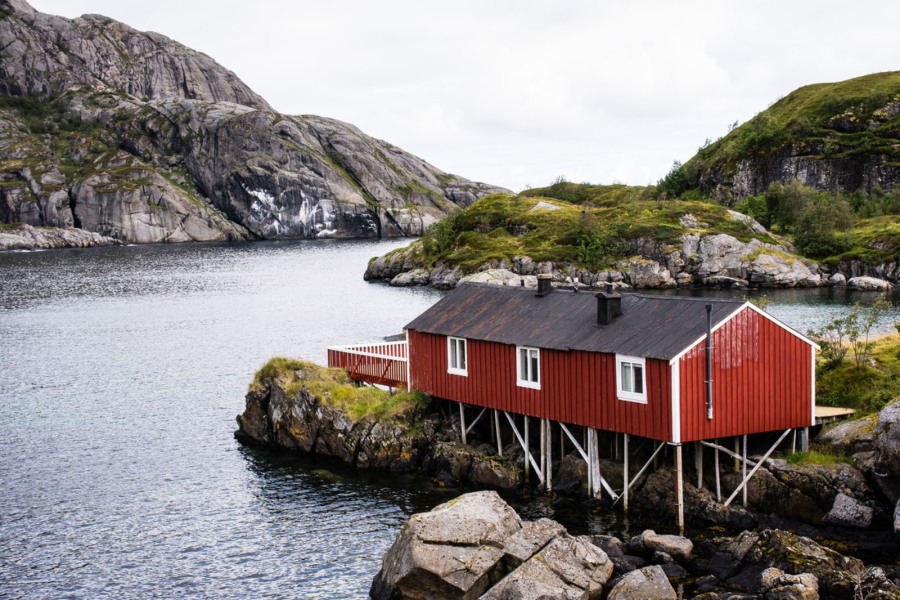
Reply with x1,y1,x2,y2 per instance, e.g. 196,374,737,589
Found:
408,330,674,441
677,306,813,442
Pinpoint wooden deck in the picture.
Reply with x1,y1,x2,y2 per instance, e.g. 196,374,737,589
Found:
327,341,408,388
814,406,857,425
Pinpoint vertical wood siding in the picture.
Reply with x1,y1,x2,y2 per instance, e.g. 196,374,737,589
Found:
409,330,674,441
677,306,813,442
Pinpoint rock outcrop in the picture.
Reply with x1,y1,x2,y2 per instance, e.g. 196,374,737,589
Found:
0,0,505,244
365,223,828,290
370,491,614,600
0,222,119,250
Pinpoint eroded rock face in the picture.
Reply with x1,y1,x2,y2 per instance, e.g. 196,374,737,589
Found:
0,222,120,250
370,491,613,600
873,400,900,503
0,0,505,244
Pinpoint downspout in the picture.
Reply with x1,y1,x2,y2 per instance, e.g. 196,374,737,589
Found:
706,304,713,420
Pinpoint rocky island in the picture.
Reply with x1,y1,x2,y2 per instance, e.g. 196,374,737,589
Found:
236,357,900,598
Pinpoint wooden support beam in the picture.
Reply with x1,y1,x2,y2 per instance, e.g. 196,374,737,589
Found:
623,433,629,514
540,418,548,492
699,440,758,468
545,419,553,492
695,441,703,489
459,403,467,445
714,438,721,502
674,444,684,533
466,408,487,436
742,434,748,507
801,427,809,452
792,429,797,454
734,437,740,472
524,416,530,480
724,429,791,507
503,412,542,483
559,423,618,499
589,428,601,499
613,440,665,507
494,410,503,457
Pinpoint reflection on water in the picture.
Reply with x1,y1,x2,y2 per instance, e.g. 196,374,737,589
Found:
0,240,897,599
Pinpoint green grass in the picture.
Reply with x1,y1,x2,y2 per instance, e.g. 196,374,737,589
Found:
785,450,854,466
688,71,900,185
250,357,427,424
409,190,781,273
825,215,900,265
815,334,900,412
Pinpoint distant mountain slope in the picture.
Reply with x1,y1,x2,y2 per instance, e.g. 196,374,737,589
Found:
687,71,900,203
0,0,505,243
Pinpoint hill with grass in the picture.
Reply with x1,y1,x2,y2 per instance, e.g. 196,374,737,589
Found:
671,71,900,205
365,187,823,289
0,0,503,246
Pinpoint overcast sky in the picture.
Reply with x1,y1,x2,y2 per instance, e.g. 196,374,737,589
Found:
28,0,900,192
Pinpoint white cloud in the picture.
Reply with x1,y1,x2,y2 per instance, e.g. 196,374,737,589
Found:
28,0,900,192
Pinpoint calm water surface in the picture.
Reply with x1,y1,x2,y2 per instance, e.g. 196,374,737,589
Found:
1,240,898,599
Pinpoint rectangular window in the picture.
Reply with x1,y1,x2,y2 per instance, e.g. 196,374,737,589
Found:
447,337,467,375
616,355,646,403
516,346,540,389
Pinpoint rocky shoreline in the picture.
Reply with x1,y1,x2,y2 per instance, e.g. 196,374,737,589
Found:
372,490,899,600
0,223,121,251
364,226,897,291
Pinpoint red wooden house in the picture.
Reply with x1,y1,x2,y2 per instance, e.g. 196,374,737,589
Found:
405,280,817,445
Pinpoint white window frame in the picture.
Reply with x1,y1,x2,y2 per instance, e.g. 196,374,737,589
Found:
447,337,468,376
516,346,541,390
616,354,647,403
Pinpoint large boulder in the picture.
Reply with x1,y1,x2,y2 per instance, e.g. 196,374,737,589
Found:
371,491,613,600
607,565,677,600
873,400,900,502
821,492,874,529
816,415,877,455
627,530,693,564
847,276,893,290
759,567,819,600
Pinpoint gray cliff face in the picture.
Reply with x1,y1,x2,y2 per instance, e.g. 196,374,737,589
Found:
0,0,506,243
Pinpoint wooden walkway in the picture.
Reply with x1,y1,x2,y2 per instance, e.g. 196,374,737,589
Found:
814,406,856,425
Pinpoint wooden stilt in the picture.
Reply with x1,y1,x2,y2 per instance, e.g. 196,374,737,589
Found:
791,429,797,454
742,434,748,507
504,411,542,484
459,403,467,445
560,424,564,459
586,428,593,496
734,437,740,472
560,423,617,499
695,441,703,489
725,429,791,507
614,433,620,460
494,410,502,457
714,438,721,502
801,427,809,452
545,419,553,492
540,419,548,491
674,444,684,533
524,416,530,480
623,433,630,514
590,428,601,499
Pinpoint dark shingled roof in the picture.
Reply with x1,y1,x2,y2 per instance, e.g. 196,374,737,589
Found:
405,283,748,360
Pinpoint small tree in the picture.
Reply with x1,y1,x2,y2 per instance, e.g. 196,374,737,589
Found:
808,315,855,368
850,297,891,368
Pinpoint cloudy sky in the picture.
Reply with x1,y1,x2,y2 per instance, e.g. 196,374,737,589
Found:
28,0,900,192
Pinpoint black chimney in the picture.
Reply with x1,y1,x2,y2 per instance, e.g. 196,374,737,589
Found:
536,274,553,297
596,286,622,325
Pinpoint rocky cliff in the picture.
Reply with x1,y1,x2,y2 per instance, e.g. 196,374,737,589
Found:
0,0,504,244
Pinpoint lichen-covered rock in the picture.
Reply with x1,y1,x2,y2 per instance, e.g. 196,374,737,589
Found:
759,567,819,600
873,399,900,503
821,492,874,528
816,415,877,455
607,565,677,600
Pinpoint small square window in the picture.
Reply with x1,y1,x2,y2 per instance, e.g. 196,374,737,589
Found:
516,346,540,389
448,337,467,375
616,355,646,403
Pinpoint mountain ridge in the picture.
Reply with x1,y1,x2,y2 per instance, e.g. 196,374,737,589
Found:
0,0,506,244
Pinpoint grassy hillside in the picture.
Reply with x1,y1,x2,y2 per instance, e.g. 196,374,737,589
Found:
688,71,900,178
406,188,778,272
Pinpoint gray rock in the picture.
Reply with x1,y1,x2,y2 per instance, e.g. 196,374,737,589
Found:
873,400,900,503
759,567,819,600
607,565,677,600
501,518,566,570
894,499,900,534
816,416,876,454
642,530,693,563
371,491,522,600
828,272,847,286
0,223,120,250
822,492,874,528
847,276,893,291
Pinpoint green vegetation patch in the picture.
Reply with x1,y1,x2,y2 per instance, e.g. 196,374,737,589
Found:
412,186,778,273
250,357,427,424
815,332,900,412
785,450,854,466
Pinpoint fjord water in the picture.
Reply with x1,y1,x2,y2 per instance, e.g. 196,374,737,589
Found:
1,240,898,599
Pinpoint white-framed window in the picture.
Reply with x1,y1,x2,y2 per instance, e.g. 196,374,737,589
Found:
447,337,467,376
516,346,540,389
616,355,646,403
